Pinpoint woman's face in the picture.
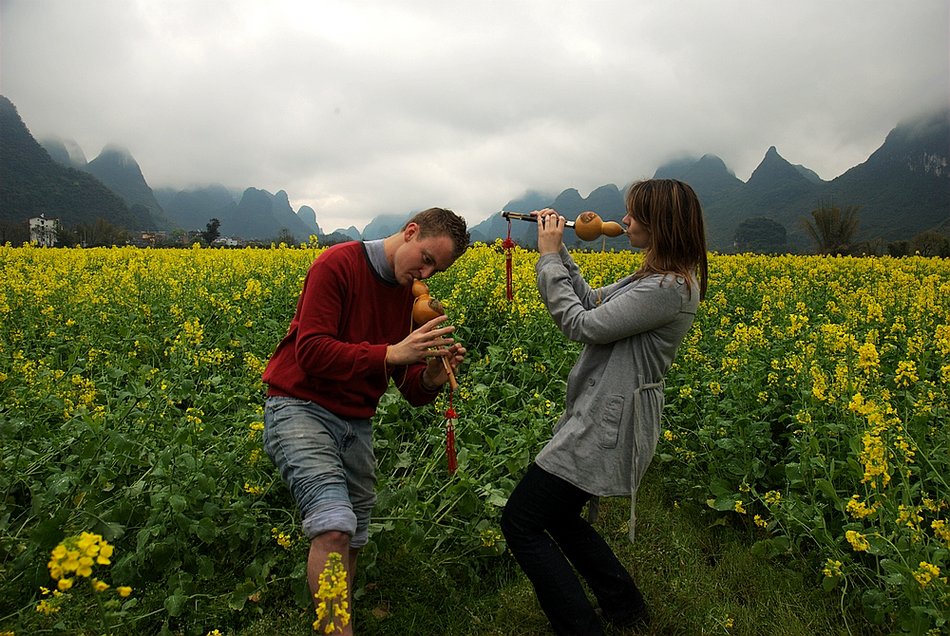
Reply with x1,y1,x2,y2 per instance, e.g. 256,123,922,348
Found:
622,211,651,249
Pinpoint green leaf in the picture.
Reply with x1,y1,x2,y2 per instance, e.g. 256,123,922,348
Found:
815,479,839,503
821,575,841,591
228,589,248,611
164,590,186,617
169,494,187,513
194,516,218,543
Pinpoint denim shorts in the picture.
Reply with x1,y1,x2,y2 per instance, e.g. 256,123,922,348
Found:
263,396,376,547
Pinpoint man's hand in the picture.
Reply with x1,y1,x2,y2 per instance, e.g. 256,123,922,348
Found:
386,315,455,366
422,341,467,388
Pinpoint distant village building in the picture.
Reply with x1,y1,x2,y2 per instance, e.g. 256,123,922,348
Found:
29,214,60,247
212,236,241,247
137,231,169,247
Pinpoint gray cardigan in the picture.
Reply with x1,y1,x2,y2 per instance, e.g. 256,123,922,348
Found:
533,247,699,540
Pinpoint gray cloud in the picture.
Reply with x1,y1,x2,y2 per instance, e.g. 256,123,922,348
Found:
2,0,947,232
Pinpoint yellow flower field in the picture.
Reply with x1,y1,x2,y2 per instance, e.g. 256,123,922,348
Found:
0,242,948,633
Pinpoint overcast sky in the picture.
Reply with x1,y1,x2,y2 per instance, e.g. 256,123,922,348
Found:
2,1,948,232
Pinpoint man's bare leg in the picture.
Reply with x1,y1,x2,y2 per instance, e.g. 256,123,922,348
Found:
308,531,354,635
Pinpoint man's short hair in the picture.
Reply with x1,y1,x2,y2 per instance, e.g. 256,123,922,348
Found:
405,207,470,259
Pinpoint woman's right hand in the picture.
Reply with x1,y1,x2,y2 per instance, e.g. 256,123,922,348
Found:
535,208,565,255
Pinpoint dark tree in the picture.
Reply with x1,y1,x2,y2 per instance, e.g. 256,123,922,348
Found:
733,217,788,253
72,218,130,247
202,218,221,245
274,228,296,245
911,230,950,257
802,204,860,255
0,219,29,245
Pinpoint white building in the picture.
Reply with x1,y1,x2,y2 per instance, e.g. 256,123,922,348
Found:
29,214,60,247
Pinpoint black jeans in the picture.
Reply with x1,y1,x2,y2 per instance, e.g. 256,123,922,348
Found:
501,463,647,636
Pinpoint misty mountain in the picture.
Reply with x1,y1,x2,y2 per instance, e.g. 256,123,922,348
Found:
821,109,950,241
647,111,949,250
362,214,409,240
154,185,239,232
333,226,362,242
654,154,745,200
223,188,319,242
84,145,172,230
298,206,321,236
40,136,88,168
154,185,321,240
0,94,151,230
5,90,947,251
469,190,558,245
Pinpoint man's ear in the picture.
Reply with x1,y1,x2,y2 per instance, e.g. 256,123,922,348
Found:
403,222,419,242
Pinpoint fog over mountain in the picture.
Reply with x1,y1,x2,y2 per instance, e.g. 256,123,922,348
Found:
2,91,947,250
2,2,946,234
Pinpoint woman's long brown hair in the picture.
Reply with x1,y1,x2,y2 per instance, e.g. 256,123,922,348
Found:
625,179,708,300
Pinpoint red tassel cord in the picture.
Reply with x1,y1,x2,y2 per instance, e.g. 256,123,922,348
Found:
502,218,515,302
445,389,458,474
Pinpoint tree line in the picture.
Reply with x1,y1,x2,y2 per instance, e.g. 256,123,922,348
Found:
3,207,948,256
733,204,949,257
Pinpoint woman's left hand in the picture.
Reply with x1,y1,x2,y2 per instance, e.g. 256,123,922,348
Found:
535,208,565,255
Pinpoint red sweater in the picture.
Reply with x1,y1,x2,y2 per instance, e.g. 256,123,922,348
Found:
263,242,439,419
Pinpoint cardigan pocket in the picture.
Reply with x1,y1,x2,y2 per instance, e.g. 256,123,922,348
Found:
598,395,626,449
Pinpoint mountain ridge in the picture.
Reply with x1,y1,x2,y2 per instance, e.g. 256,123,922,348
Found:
4,92,947,250
0,95,152,232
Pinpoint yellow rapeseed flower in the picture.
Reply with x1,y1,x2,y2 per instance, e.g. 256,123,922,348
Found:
846,495,878,519
313,552,350,634
845,530,870,552
47,532,113,581
271,527,293,549
931,519,950,546
894,360,919,388
857,342,879,372
823,559,843,578
913,562,940,587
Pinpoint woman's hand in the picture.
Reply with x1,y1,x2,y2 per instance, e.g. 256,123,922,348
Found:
534,208,565,255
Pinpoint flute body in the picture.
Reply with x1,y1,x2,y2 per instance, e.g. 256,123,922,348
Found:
501,211,576,228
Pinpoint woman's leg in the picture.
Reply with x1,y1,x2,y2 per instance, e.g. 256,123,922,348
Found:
547,506,649,628
501,463,604,636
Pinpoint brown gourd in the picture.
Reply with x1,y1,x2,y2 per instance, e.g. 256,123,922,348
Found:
412,294,444,324
412,279,429,298
573,211,603,241
410,279,459,391
601,221,624,237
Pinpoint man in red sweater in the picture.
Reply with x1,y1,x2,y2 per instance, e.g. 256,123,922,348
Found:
262,208,469,632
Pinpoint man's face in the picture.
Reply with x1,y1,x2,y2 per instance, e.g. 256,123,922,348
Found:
393,224,456,286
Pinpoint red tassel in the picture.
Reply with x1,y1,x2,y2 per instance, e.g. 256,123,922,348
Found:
503,218,515,302
445,407,458,474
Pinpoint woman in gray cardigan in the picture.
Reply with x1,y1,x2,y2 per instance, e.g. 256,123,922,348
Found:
501,179,708,636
